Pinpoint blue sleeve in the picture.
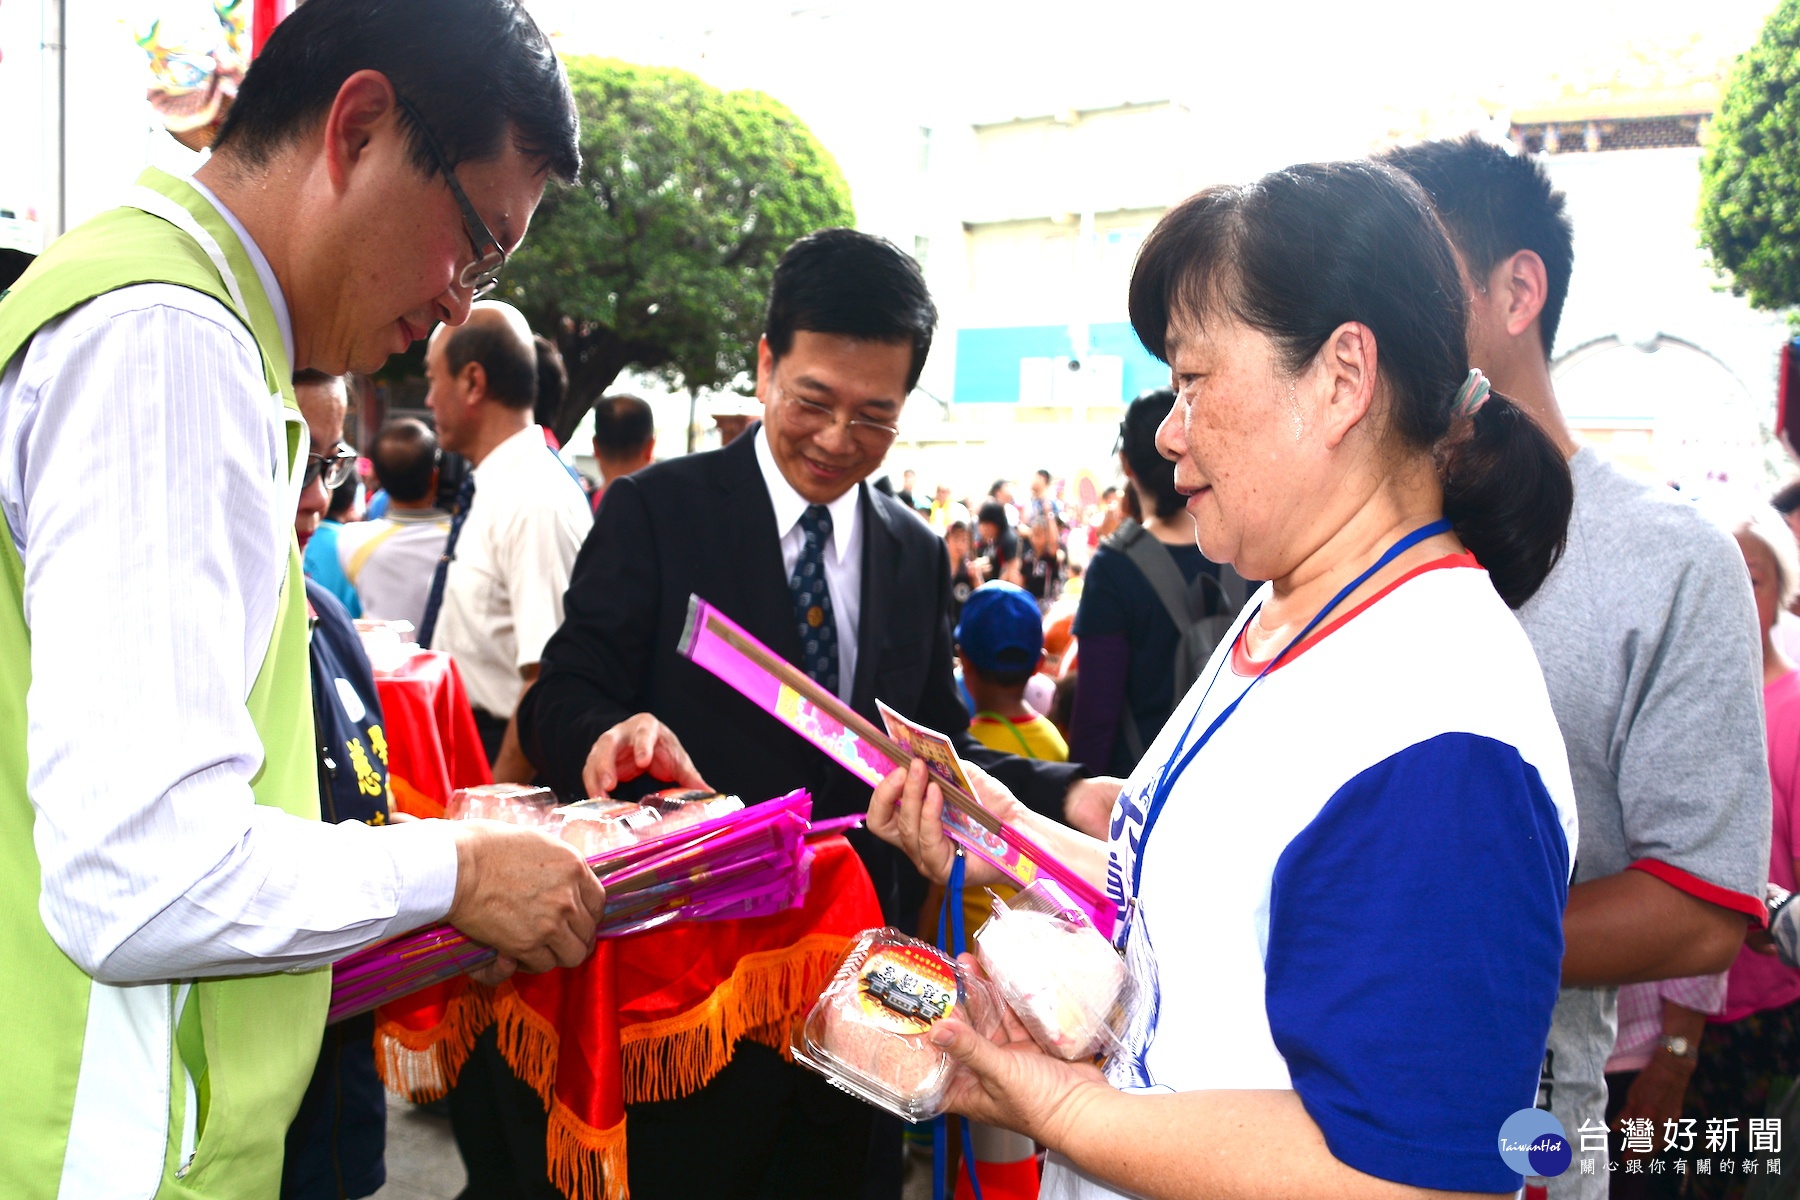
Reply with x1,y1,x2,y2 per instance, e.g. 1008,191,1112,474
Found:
302,527,362,618
1264,732,1569,1195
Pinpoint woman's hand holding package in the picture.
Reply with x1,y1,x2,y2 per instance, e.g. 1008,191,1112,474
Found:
930,953,1110,1143
867,758,1027,889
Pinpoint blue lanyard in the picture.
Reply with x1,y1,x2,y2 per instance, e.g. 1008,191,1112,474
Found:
1126,519,1453,903
933,853,982,1200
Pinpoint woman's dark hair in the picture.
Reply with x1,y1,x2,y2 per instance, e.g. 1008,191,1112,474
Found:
764,229,937,391
213,0,579,184
1119,388,1184,520
1128,160,1571,608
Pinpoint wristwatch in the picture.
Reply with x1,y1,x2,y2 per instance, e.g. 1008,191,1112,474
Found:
1658,1034,1698,1060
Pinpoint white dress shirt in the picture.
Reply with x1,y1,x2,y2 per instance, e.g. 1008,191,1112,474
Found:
0,181,457,983
753,427,863,700
435,424,592,718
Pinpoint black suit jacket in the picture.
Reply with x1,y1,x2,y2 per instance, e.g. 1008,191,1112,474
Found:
519,425,1081,923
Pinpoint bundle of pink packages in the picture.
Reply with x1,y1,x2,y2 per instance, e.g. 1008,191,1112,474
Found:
326,787,821,1023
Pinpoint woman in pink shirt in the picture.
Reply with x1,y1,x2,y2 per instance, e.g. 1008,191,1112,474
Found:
1678,505,1800,1197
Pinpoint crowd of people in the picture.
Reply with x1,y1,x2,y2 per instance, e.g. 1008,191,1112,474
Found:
3,2,1799,1200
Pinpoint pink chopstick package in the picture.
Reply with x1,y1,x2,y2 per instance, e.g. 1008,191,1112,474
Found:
676,594,1113,939
326,790,819,1023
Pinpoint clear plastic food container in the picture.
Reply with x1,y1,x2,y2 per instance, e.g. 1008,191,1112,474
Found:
793,928,998,1122
973,879,1131,1061
445,784,561,827
554,798,663,856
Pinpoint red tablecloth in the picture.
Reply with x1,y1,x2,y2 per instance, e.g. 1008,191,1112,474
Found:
373,649,491,816
374,836,883,1200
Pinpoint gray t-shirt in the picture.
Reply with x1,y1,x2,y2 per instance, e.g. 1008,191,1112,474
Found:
1520,448,1771,1197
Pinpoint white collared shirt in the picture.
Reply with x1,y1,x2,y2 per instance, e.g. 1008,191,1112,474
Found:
0,179,458,983
435,424,592,717
753,427,863,700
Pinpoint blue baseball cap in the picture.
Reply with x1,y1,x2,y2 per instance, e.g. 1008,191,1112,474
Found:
955,581,1044,675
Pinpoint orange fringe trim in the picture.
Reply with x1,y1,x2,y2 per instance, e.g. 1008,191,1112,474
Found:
547,1104,629,1200
617,932,851,1104
491,981,561,1107
374,983,494,1101
370,933,851,1199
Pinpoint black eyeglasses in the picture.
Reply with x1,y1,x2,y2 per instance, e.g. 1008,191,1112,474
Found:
303,446,357,491
394,94,507,299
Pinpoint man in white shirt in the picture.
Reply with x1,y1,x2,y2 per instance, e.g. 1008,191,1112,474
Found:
338,417,450,629
0,4,603,1194
424,301,592,783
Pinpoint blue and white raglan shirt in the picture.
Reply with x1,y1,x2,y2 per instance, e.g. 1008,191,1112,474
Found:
1042,554,1579,1199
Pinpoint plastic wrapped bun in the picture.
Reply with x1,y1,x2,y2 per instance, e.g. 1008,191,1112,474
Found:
643,789,744,835
973,880,1130,1060
445,784,561,827
793,928,997,1121
555,799,662,857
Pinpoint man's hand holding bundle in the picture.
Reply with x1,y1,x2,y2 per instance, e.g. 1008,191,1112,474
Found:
445,821,606,984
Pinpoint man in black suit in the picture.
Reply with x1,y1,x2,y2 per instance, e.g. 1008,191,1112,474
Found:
518,229,1119,1200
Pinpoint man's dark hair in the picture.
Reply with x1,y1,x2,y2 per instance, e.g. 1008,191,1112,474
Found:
1035,469,1052,485
989,480,1008,498
1119,389,1184,520
372,418,439,503
1774,478,1800,517
533,335,567,429
1380,135,1574,358
977,501,1007,529
763,228,937,391
445,321,538,410
592,393,655,460
213,0,579,185
328,472,359,519
293,367,339,389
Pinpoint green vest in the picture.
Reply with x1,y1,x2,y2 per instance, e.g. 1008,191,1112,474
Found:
0,169,328,1199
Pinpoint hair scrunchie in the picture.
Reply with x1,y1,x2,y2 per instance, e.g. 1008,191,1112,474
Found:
1453,368,1491,419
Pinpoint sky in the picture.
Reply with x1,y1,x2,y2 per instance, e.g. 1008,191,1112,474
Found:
525,0,1783,178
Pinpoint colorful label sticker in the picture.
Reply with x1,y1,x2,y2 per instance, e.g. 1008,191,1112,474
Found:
856,945,959,1034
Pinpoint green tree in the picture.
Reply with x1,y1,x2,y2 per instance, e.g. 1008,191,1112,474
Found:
502,57,854,443
1700,0,1800,310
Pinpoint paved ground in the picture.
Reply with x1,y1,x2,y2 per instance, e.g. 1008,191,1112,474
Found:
370,1099,464,1200
370,1096,938,1200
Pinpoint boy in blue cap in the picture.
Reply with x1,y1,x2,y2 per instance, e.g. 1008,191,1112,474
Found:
956,580,1068,765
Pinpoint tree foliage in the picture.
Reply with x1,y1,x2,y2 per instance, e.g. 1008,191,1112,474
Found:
1700,0,1800,310
501,57,854,441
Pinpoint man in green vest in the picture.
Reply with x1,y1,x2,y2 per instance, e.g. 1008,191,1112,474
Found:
0,2,604,1196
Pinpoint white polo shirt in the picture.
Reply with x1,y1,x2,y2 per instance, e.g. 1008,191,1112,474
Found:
337,507,450,629
435,424,591,717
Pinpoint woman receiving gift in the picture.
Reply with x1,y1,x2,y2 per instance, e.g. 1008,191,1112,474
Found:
869,160,1580,1200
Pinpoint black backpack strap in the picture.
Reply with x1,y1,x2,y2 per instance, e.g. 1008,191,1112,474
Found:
1117,528,1205,629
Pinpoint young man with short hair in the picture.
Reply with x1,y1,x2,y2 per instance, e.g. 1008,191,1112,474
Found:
337,417,450,629
1385,135,1770,1196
